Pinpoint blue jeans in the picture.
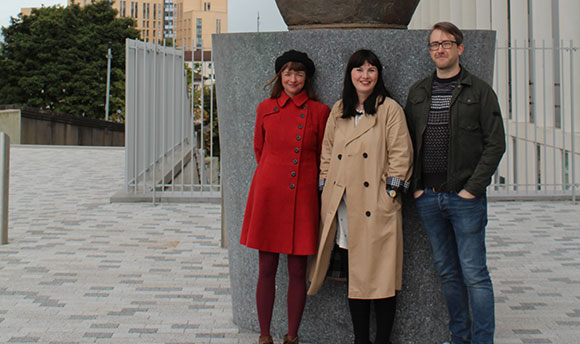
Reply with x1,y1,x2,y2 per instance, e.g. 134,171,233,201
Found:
415,189,495,344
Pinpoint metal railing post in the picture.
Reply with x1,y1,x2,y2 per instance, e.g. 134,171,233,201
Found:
1,132,10,245
569,41,576,204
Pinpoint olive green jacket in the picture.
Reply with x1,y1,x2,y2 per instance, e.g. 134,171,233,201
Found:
404,67,506,197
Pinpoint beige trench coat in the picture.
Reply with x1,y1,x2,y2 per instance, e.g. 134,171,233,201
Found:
307,97,413,299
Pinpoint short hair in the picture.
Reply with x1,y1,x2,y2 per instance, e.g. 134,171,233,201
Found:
429,21,464,45
264,61,318,100
341,49,390,118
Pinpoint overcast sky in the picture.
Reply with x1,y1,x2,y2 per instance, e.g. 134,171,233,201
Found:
0,0,287,34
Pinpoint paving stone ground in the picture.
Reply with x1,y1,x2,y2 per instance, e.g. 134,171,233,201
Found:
1,146,579,344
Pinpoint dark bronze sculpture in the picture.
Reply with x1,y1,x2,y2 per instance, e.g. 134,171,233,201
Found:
275,0,421,29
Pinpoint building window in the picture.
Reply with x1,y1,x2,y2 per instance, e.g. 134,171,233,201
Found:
204,2,211,11
196,18,202,49
130,2,134,17
216,19,221,33
135,2,138,18
153,4,156,19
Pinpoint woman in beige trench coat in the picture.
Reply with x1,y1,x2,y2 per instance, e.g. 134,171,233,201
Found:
307,50,413,344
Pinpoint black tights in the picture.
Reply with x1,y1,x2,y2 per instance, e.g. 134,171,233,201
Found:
348,297,396,344
339,247,396,344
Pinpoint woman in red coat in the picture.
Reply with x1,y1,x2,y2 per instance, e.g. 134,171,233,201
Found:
240,50,330,344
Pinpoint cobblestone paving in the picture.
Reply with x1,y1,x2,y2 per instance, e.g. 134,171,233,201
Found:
1,146,579,344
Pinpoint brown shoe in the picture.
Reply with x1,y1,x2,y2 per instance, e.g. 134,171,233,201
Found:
258,335,273,344
283,334,299,344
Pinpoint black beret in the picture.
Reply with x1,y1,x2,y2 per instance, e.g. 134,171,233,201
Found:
275,50,315,77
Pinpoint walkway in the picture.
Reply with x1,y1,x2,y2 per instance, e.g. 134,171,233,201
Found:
1,146,579,343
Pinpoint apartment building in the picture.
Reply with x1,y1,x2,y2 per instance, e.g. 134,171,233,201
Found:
67,0,227,47
174,0,227,49
20,8,34,17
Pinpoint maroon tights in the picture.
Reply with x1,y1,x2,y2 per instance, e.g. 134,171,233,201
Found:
256,251,308,338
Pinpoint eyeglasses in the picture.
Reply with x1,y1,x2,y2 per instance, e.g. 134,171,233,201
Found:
428,40,457,51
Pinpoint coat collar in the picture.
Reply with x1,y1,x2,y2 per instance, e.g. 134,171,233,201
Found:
417,65,472,95
277,90,309,108
344,112,377,146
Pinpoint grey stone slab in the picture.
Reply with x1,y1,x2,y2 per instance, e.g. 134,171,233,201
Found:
82,332,114,338
8,337,40,343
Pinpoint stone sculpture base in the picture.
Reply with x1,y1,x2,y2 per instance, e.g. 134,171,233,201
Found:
214,29,496,344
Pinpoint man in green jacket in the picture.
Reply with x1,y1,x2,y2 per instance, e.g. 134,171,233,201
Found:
405,22,505,344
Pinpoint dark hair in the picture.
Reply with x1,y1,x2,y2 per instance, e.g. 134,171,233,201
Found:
341,49,390,118
264,61,318,100
429,21,464,45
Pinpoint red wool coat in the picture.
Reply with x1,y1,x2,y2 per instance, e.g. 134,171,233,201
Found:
240,90,330,255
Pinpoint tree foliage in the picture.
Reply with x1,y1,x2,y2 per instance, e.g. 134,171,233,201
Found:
0,1,139,121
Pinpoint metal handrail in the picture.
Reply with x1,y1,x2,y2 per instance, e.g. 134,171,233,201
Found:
1,132,9,244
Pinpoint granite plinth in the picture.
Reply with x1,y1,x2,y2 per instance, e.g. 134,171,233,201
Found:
214,29,496,344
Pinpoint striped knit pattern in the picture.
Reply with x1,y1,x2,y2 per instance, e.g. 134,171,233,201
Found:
421,78,457,188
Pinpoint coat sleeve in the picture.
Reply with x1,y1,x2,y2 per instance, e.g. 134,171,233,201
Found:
463,86,506,196
253,103,265,164
316,104,331,170
403,89,420,193
319,102,341,182
384,100,414,192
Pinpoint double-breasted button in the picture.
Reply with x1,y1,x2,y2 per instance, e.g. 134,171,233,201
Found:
274,107,278,111
300,113,305,118
292,159,298,164
364,181,369,187
338,154,342,160
294,147,300,153
363,152,368,158
301,105,306,109
296,135,301,141
365,211,371,217
291,171,296,177
290,184,295,189
298,124,303,129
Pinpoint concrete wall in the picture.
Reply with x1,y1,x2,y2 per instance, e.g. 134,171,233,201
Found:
0,107,124,146
0,110,21,143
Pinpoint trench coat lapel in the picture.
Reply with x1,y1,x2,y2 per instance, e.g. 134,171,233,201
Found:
344,114,376,146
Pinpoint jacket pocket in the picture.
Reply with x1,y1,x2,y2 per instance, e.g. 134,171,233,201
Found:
457,94,481,132
409,93,427,105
